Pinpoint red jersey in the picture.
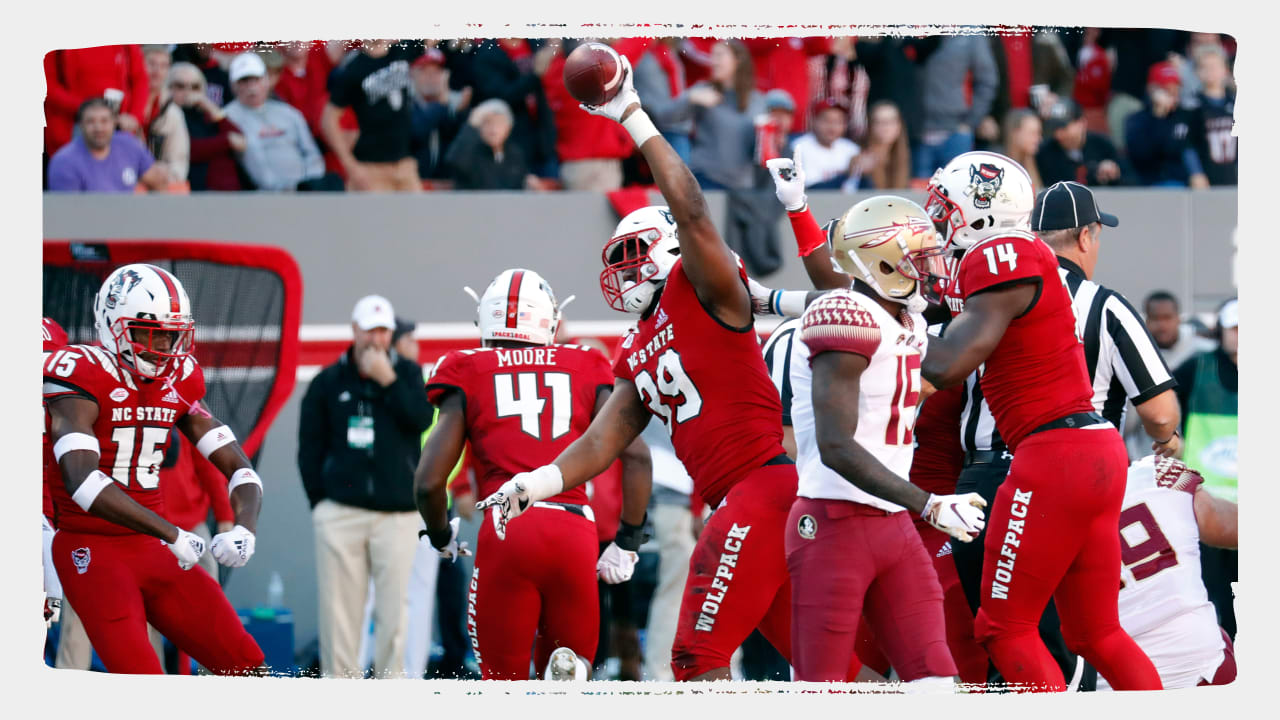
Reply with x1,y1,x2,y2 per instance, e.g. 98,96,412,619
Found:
944,231,1094,449
42,319,70,519
426,344,613,503
910,383,965,496
43,345,207,535
611,260,786,508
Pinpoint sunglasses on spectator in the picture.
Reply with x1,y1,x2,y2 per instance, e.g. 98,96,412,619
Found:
170,82,203,90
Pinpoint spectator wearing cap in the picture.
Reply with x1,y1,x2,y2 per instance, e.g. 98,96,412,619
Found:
541,39,635,192
47,98,171,192
790,98,860,190
1172,297,1238,639
324,40,426,192
298,295,435,677
1184,43,1237,186
631,37,694,162
1036,98,1130,187
742,36,831,135
1032,181,1182,461
912,35,997,178
1124,61,1210,188
225,52,336,192
443,98,538,190
410,48,472,182
753,89,796,166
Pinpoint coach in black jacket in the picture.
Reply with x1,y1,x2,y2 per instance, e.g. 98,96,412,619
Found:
297,294,433,678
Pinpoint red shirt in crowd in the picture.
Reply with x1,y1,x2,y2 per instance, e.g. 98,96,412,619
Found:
1001,33,1033,110
44,45,150,154
542,47,635,163
743,37,832,134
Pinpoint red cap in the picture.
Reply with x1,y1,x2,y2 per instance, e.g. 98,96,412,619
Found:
1147,60,1181,88
413,48,446,69
811,96,849,115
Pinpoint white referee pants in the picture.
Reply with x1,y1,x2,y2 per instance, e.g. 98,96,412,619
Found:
644,502,696,681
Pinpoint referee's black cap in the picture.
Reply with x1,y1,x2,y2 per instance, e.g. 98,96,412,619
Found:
1031,181,1119,232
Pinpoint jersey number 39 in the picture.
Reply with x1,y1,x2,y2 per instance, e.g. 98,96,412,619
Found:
634,348,703,434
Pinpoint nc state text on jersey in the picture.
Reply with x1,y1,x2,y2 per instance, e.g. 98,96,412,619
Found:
625,324,676,372
111,406,179,424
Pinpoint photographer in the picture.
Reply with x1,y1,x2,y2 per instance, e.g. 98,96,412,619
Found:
298,295,434,677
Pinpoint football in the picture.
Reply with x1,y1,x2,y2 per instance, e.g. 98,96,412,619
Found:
563,42,625,106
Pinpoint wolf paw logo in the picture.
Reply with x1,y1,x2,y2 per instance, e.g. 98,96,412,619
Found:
104,269,143,310
968,163,1005,209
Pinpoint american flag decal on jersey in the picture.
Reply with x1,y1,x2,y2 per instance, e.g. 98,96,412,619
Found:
799,291,881,361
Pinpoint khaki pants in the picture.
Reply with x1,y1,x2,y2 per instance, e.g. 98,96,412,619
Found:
348,157,422,192
313,499,419,677
643,502,696,681
56,522,214,670
559,159,623,192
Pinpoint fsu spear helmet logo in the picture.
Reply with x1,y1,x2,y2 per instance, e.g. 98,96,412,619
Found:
103,269,143,310
969,163,1005,209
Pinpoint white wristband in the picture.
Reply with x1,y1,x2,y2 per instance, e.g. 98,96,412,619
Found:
526,464,565,503
53,433,100,463
196,425,236,459
622,110,660,148
72,470,115,512
228,468,263,496
771,290,810,318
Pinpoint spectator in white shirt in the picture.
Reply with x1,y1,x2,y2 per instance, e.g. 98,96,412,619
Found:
789,97,860,191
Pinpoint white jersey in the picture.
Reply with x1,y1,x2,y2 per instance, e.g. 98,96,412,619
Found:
791,289,927,510
1100,455,1225,689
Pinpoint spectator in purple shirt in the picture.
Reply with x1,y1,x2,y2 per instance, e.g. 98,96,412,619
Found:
47,98,170,192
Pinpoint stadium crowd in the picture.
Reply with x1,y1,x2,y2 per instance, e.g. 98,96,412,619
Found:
43,30,1238,194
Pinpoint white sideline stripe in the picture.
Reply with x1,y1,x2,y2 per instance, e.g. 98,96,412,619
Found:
196,326,282,341
203,367,278,382
292,318,789,384
298,317,787,341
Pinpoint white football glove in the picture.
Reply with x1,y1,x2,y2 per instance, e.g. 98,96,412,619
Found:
922,493,987,543
476,464,565,540
746,276,779,317
765,150,807,211
597,542,639,584
210,524,256,568
165,528,207,571
425,517,472,561
579,55,640,123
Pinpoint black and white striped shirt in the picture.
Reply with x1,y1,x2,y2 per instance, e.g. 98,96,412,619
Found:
955,257,1175,460
762,317,802,426
1057,257,1175,429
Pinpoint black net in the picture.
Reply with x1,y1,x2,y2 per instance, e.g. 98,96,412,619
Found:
43,254,287,453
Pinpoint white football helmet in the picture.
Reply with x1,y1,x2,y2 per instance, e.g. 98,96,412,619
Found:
93,263,195,379
599,206,682,314
475,268,560,345
924,151,1034,252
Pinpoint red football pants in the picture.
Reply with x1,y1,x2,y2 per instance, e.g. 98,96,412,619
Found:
786,498,957,682
913,518,990,684
671,464,862,680
51,530,263,675
974,428,1162,691
470,506,599,680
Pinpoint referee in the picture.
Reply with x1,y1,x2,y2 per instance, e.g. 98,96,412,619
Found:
1031,181,1182,458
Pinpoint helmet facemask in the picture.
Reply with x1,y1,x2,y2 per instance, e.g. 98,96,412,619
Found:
600,227,679,315
113,315,196,379
835,197,949,314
